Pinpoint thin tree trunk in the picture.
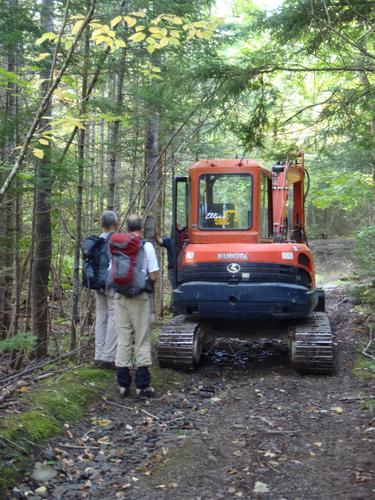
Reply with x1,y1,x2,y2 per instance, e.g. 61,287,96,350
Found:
70,21,89,350
108,48,126,211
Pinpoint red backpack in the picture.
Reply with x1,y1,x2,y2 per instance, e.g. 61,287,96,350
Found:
108,233,147,296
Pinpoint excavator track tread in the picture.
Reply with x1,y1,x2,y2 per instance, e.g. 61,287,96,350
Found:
158,315,201,370
290,312,334,374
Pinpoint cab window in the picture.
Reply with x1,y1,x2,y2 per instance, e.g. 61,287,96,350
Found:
199,174,252,230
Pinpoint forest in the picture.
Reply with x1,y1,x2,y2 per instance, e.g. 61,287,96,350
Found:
0,0,374,497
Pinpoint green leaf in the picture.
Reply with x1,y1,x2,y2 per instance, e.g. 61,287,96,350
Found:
32,148,44,159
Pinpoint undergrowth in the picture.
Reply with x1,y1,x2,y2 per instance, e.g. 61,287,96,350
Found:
0,366,113,494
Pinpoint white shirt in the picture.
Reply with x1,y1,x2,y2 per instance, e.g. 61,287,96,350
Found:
143,241,159,273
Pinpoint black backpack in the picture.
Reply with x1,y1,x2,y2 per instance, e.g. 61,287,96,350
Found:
81,234,111,290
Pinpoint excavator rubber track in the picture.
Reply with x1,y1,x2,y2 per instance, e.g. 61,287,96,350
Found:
158,315,201,370
290,312,334,374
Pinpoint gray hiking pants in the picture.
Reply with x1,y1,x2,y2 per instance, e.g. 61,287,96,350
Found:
95,290,117,362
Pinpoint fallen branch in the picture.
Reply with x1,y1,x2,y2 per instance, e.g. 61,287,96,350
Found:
0,345,89,386
104,398,161,421
363,323,375,362
58,443,100,450
339,396,375,402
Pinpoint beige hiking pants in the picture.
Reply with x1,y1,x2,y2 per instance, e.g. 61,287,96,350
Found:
115,292,152,368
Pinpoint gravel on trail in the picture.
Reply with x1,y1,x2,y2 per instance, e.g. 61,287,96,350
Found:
12,285,375,500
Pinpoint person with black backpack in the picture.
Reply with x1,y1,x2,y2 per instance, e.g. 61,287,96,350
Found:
82,210,119,369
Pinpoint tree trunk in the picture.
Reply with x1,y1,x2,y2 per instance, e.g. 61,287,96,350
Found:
108,48,126,211
70,21,89,350
31,0,54,358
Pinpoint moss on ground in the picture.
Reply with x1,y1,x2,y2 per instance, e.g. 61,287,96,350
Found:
353,353,375,380
0,365,114,495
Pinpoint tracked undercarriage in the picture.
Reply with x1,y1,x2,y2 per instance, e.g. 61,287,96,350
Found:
158,312,334,374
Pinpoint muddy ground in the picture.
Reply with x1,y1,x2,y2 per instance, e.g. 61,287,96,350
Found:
12,241,375,499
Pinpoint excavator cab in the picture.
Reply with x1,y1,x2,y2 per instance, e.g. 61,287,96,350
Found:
159,156,334,375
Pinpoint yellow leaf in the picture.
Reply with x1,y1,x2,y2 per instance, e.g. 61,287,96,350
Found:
94,35,113,46
193,20,207,28
149,27,162,34
197,30,213,40
97,435,110,444
151,15,162,25
187,30,197,40
98,418,112,427
170,30,180,38
18,386,30,393
36,32,57,45
331,406,344,414
130,11,146,17
38,138,49,145
123,16,136,27
146,45,155,54
146,36,156,44
32,148,44,159
135,25,145,32
170,16,183,25
89,21,102,29
159,37,168,48
168,37,180,46
72,20,84,35
110,16,123,28
128,32,146,42
33,53,50,62
152,66,161,73
92,28,105,38
114,39,126,48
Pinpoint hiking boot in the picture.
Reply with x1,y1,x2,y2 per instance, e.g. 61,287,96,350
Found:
119,386,130,398
135,366,151,388
136,387,155,399
117,367,132,388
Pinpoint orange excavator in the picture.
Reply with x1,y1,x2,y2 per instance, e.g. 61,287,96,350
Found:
158,154,334,374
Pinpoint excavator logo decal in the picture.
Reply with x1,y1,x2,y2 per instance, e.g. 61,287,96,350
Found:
227,263,241,273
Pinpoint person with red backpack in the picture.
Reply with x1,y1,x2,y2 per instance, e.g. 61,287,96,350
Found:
110,214,159,398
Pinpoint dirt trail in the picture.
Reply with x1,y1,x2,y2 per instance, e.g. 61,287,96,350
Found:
13,240,374,499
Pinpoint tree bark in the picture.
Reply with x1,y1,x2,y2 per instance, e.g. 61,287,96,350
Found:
108,48,127,212
70,20,89,350
31,0,54,358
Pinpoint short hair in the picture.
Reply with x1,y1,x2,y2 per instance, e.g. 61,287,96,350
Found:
100,210,118,229
127,214,142,232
